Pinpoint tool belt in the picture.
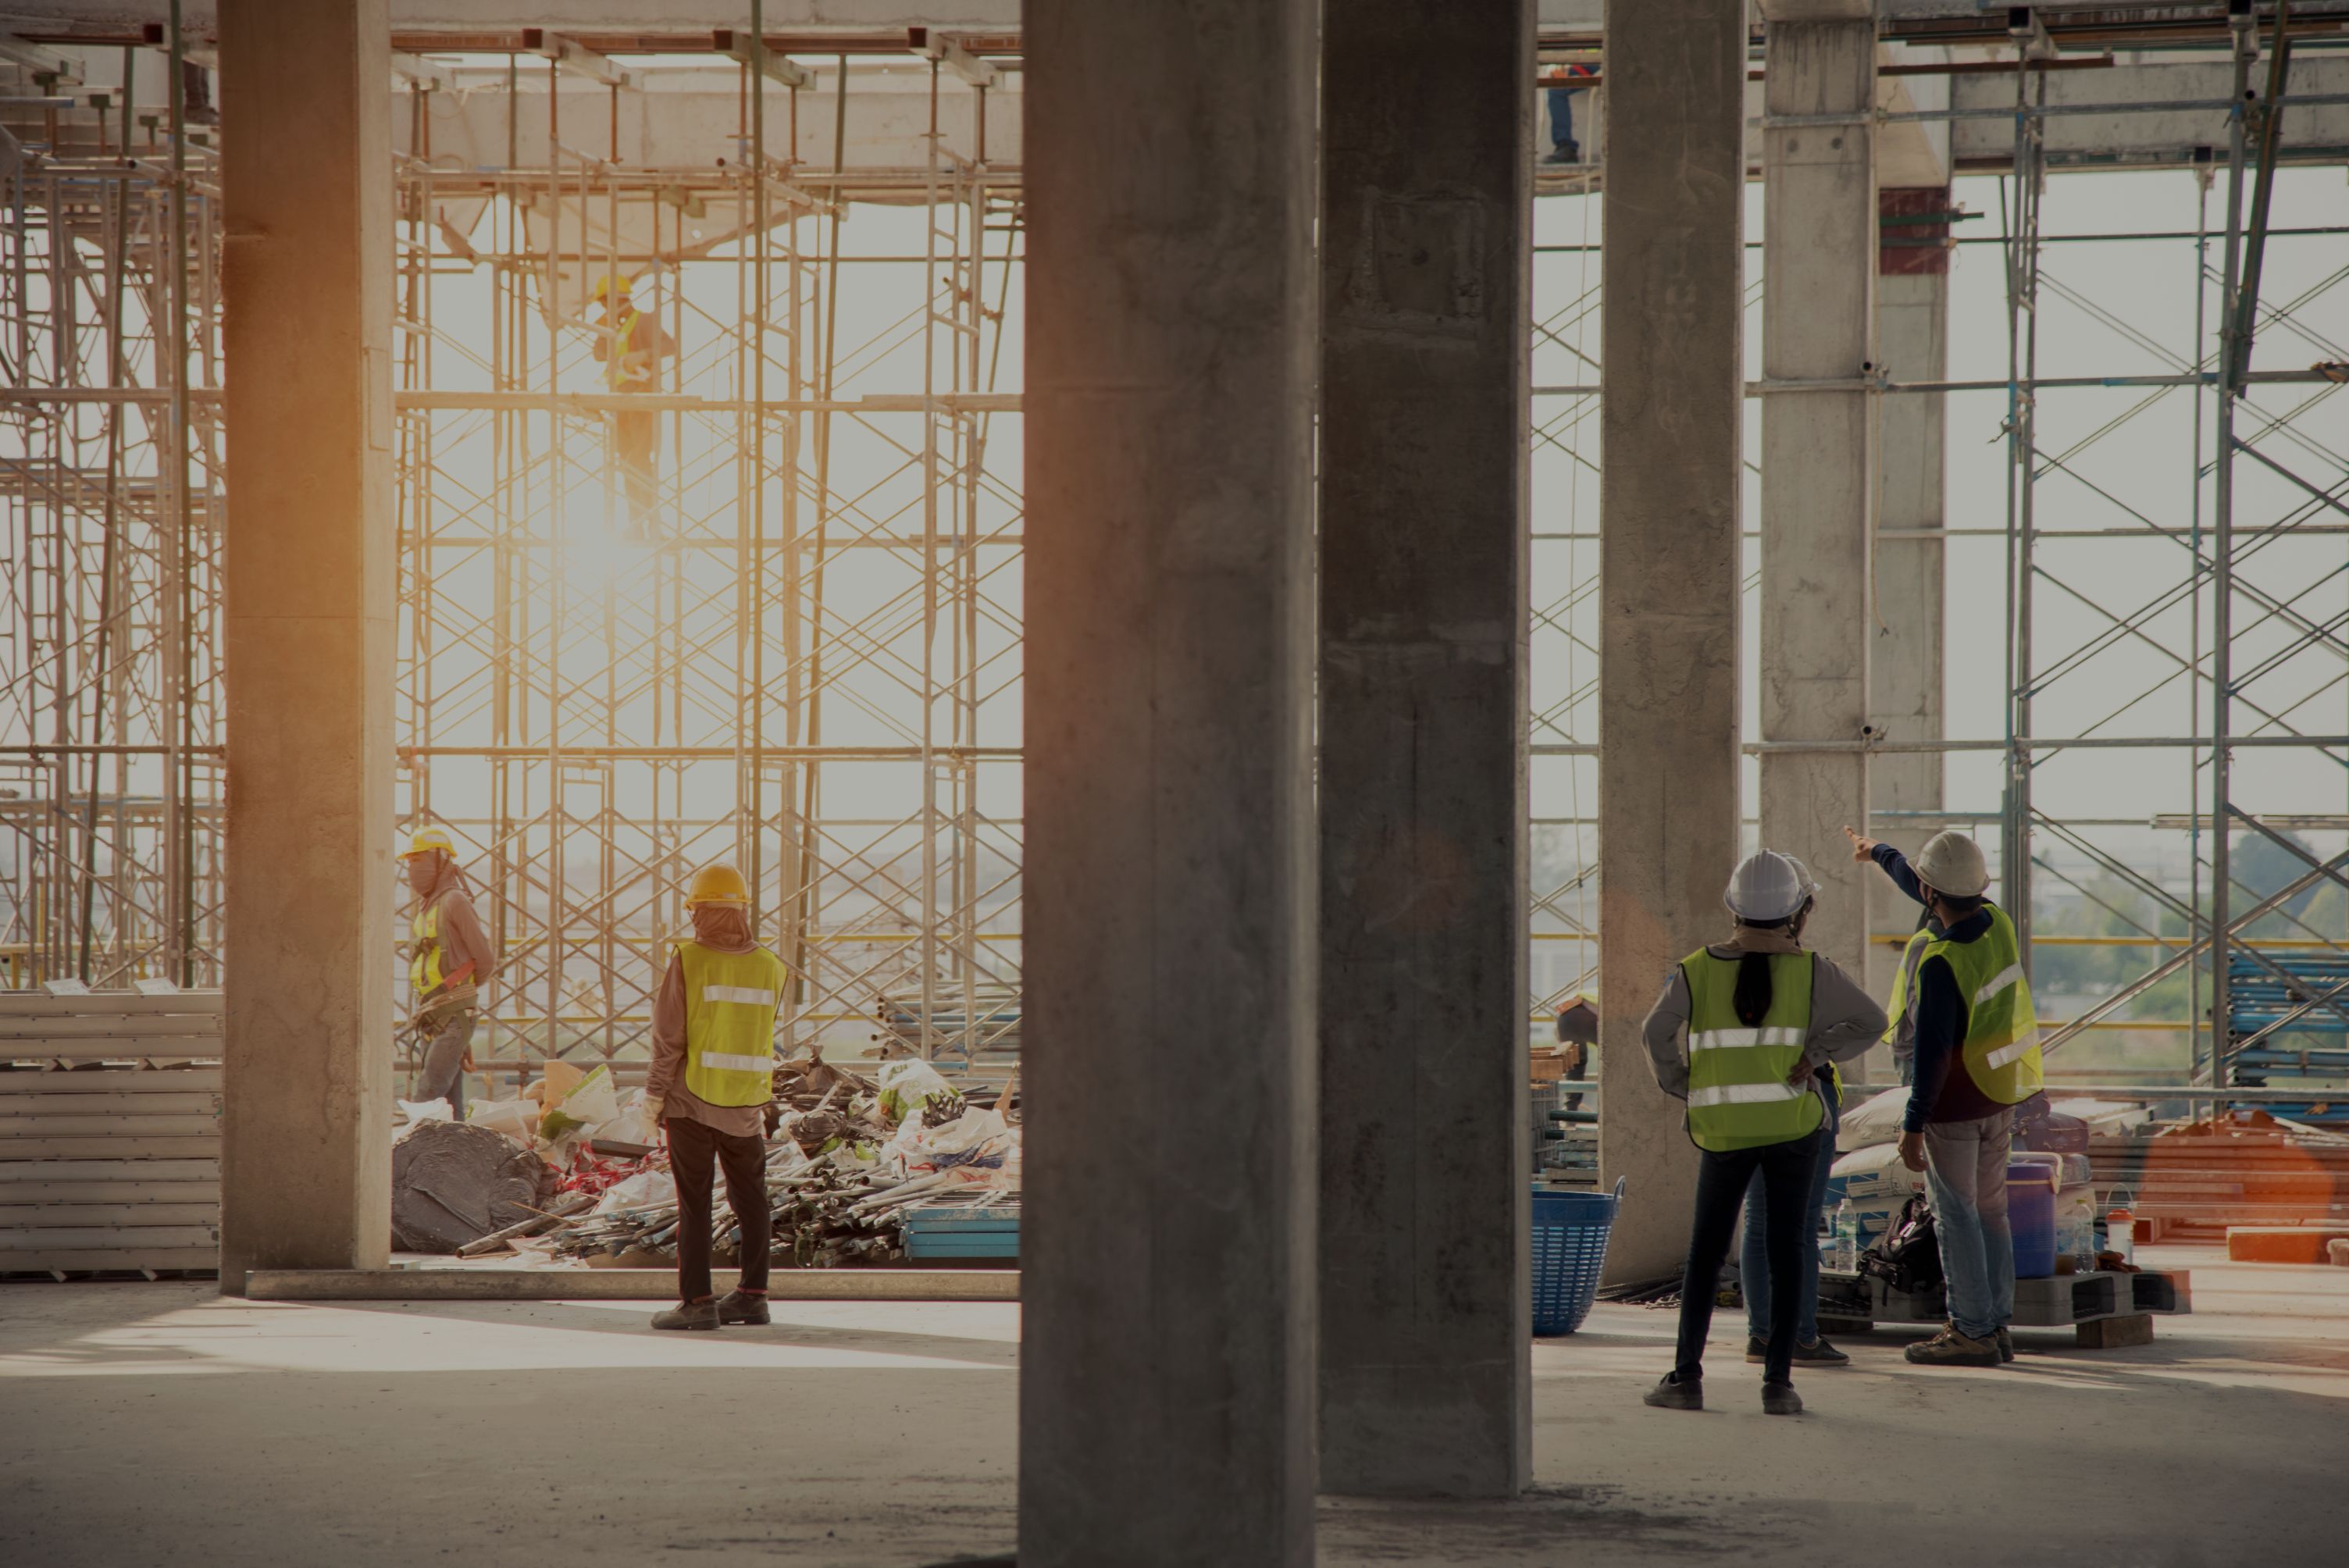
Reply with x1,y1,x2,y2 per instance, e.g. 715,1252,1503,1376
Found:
412,981,479,1038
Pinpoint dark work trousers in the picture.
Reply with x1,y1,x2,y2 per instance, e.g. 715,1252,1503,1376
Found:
1674,1128,1823,1386
614,408,659,518
667,1115,772,1303
414,1010,473,1119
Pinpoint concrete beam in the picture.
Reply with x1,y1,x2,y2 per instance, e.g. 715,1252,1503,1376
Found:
218,0,396,1288
1596,0,1748,1283
1759,1,1875,979
244,1267,1018,1300
1020,2,1318,1564
1318,0,1532,1502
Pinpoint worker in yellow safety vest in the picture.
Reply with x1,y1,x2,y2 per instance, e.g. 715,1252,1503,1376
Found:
401,825,497,1116
1848,825,2043,1367
1638,850,1887,1416
644,863,786,1331
590,273,675,532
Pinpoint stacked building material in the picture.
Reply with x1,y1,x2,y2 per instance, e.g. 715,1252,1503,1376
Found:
2090,1120,2349,1242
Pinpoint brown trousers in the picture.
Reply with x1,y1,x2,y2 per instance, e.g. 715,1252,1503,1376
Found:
666,1115,770,1302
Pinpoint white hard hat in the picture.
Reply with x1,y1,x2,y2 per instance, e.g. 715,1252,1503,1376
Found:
1913,831,1990,899
1723,850,1814,924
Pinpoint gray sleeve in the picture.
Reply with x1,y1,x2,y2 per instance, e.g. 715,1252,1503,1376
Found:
1800,953,1890,1068
1641,966,1693,1101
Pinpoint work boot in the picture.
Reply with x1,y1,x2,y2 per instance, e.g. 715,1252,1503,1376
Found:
651,1298,721,1331
1904,1325,1999,1367
1791,1337,1851,1367
1761,1381,1803,1417
1641,1372,1702,1411
715,1288,770,1326
1744,1335,1768,1363
1995,1327,2015,1363
1543,143,1581,166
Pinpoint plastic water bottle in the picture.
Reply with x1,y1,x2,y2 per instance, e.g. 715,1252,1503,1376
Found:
1830,1200,1857,1274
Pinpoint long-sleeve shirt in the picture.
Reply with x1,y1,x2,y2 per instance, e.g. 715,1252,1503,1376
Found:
1641,924,1888,1106
1870,843,2002,1131
645,907,769,1139
415,864,496,997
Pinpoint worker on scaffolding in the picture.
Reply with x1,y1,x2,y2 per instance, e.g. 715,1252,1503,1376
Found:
1638,850,1886,1417
645,864,786,1331
590,273,674,536
1847,825,2045,1368
401,825,497,1117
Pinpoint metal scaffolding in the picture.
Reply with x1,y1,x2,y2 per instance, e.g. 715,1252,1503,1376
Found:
4,16,2344,1115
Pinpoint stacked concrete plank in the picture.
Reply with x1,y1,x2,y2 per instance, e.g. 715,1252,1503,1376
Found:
0,992,224,1275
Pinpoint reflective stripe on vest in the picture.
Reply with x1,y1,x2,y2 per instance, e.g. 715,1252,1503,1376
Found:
1921,903,2044,1106
410,900,444,996
677,941,788,1107
1681,950,1823,1153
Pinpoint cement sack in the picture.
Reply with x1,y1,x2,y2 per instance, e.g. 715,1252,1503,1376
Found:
1836,1086,1909,1153
390,1119,556,1253
1830,1142,1928,1245
540,1064,619,1140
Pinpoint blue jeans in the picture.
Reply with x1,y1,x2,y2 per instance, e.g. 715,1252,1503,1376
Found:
1546,87,1579,151
1743,1081,1839,1345
1923,1108,2016,1341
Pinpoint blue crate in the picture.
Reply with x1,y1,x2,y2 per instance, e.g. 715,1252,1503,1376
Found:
1531,1177,1623,1336
901,1199,1020,1261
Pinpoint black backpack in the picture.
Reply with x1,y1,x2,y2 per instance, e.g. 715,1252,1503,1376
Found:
1862,1193,1943,1295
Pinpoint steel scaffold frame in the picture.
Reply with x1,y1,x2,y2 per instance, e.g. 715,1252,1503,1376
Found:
5,23,2345,1114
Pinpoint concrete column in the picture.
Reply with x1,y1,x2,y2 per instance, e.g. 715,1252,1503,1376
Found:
1867,187,1953,1023
218,0,395,1289
1318,0,1532,1500
1759,0,1877,981
1020,4,1317,1564
1597,0,1749,1281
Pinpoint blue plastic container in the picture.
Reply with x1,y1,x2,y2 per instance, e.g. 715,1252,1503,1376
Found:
1531,1177,1624,1335
2008,1160,2057,1280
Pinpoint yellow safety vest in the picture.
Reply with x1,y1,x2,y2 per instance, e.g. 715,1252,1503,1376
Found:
677,941,786,1107
604,308,646,390
1920,903,2044,1105
1681,950,1824,1153
411,900,445,996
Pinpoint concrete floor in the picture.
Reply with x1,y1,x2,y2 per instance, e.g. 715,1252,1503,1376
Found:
2,1243,2340,1566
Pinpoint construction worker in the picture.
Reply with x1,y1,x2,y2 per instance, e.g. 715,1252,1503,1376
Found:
644,863,785,1331
1737,860,1853,1370
590,273,674,532
401,825,497,1115
1848,825,2043,1368
1639,850,1887,1416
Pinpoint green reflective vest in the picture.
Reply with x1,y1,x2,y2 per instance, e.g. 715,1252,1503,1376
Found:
1681,950,1824,1153
1920,903,2043,1105
677,942,787,1107
411,900,446,996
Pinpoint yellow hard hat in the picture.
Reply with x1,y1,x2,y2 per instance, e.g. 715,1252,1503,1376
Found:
592,273,629,301
400,825,456,861
686,863,749,907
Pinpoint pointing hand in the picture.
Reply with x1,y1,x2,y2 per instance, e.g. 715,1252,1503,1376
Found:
1842,824,1878,864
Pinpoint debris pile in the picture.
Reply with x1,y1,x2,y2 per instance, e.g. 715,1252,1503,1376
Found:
398,1046,1021,1268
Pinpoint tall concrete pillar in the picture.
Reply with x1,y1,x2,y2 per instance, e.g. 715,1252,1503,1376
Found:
218,0,394,1289
1597,0,1749,1281
1868,187,1953,1021
1319,0,1533,1500
1759,0,1877,980
1021,4,1318,1563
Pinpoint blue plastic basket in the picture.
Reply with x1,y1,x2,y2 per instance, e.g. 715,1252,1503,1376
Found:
1531,1177,1624,1336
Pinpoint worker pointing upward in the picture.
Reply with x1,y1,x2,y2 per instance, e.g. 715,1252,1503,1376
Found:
1848,825,2044,1368
645,863,786,1331
401,825,497,1116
